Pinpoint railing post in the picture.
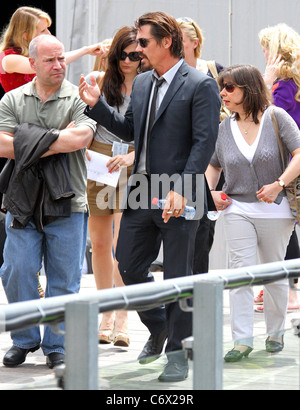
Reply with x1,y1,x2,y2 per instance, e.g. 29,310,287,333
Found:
64,300,99,390
193,279,223,390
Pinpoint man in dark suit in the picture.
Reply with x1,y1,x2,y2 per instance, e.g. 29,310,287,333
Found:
79,11,220,382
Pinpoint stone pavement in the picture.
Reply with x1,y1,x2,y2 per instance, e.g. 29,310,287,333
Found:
0,272,299,390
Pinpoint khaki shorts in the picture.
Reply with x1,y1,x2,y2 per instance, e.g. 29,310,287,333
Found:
87,140,134,216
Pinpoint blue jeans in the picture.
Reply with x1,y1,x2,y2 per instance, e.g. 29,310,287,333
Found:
0,212,88,355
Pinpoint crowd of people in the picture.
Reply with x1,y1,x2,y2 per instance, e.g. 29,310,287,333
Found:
0,6,300,383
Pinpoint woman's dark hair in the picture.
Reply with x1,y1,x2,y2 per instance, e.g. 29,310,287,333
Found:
102,26,138,107
135,11,184,59
218,64,270,123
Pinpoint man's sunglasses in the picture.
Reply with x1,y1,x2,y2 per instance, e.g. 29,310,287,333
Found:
136,37,154,48
222,82,236,93
120,51,141,62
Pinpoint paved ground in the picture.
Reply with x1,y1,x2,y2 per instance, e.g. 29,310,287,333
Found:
0,272,299,390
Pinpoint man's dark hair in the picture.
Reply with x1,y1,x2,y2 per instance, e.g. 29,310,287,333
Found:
135,11,184,59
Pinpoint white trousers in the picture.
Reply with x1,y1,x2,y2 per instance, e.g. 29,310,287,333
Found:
223,213,294,347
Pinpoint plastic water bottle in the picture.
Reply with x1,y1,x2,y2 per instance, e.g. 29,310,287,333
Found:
152,197,196,220
207,193,228,221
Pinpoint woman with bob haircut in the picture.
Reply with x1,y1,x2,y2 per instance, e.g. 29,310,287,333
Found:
206,64,300,362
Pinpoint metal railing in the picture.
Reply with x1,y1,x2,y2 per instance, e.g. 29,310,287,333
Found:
1,258,300,389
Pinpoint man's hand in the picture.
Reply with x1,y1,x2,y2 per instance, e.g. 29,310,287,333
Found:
79,74,101,108
162,191,188,223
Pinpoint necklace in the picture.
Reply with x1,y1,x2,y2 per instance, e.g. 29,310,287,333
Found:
239,120,254,135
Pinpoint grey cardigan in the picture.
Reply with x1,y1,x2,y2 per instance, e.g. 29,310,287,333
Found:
210,106,300,202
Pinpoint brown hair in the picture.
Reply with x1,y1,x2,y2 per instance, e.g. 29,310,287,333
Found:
0,6,51,56
100,26,138,108
135,11,184,59
218,64,270,123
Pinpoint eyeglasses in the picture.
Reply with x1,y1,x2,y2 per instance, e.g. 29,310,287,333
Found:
120,51,141,62
136,37,154,48
222,82,236,93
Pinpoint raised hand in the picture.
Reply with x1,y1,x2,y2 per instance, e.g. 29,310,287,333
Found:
264,54,284,87
79,74,100,108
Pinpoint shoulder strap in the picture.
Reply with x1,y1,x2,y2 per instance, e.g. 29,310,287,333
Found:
271,108,285,171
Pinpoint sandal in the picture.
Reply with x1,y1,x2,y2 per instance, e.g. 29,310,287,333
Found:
98,329,114,344
254,289,263,304
37,272,45,298
113,332,130,347
255,304,300,313
38,281,45,298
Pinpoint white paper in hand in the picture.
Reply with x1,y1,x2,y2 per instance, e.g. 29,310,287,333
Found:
86,150,121,187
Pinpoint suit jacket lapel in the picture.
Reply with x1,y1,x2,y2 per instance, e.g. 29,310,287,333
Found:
135,74,152,156
154,61,188,125
140,75,152,126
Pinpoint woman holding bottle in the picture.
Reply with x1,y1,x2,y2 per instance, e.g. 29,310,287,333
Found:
206,64,300,361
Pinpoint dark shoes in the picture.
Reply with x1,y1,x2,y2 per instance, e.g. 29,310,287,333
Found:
138,329,168,364
138,331,188,382
224,337,284,363
265,336,284,353
224,346,253,362
3,345,64,369
46,352,65,369
158,353,189,383
149,262,163,272
3,345,40,367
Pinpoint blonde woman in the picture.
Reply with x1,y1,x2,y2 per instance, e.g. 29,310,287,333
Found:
255,23,300,311
176,17,224,77
259,23,300,126
0,6,102,92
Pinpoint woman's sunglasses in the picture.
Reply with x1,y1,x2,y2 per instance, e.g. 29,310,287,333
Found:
222,82,236,93
120,51,141,62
